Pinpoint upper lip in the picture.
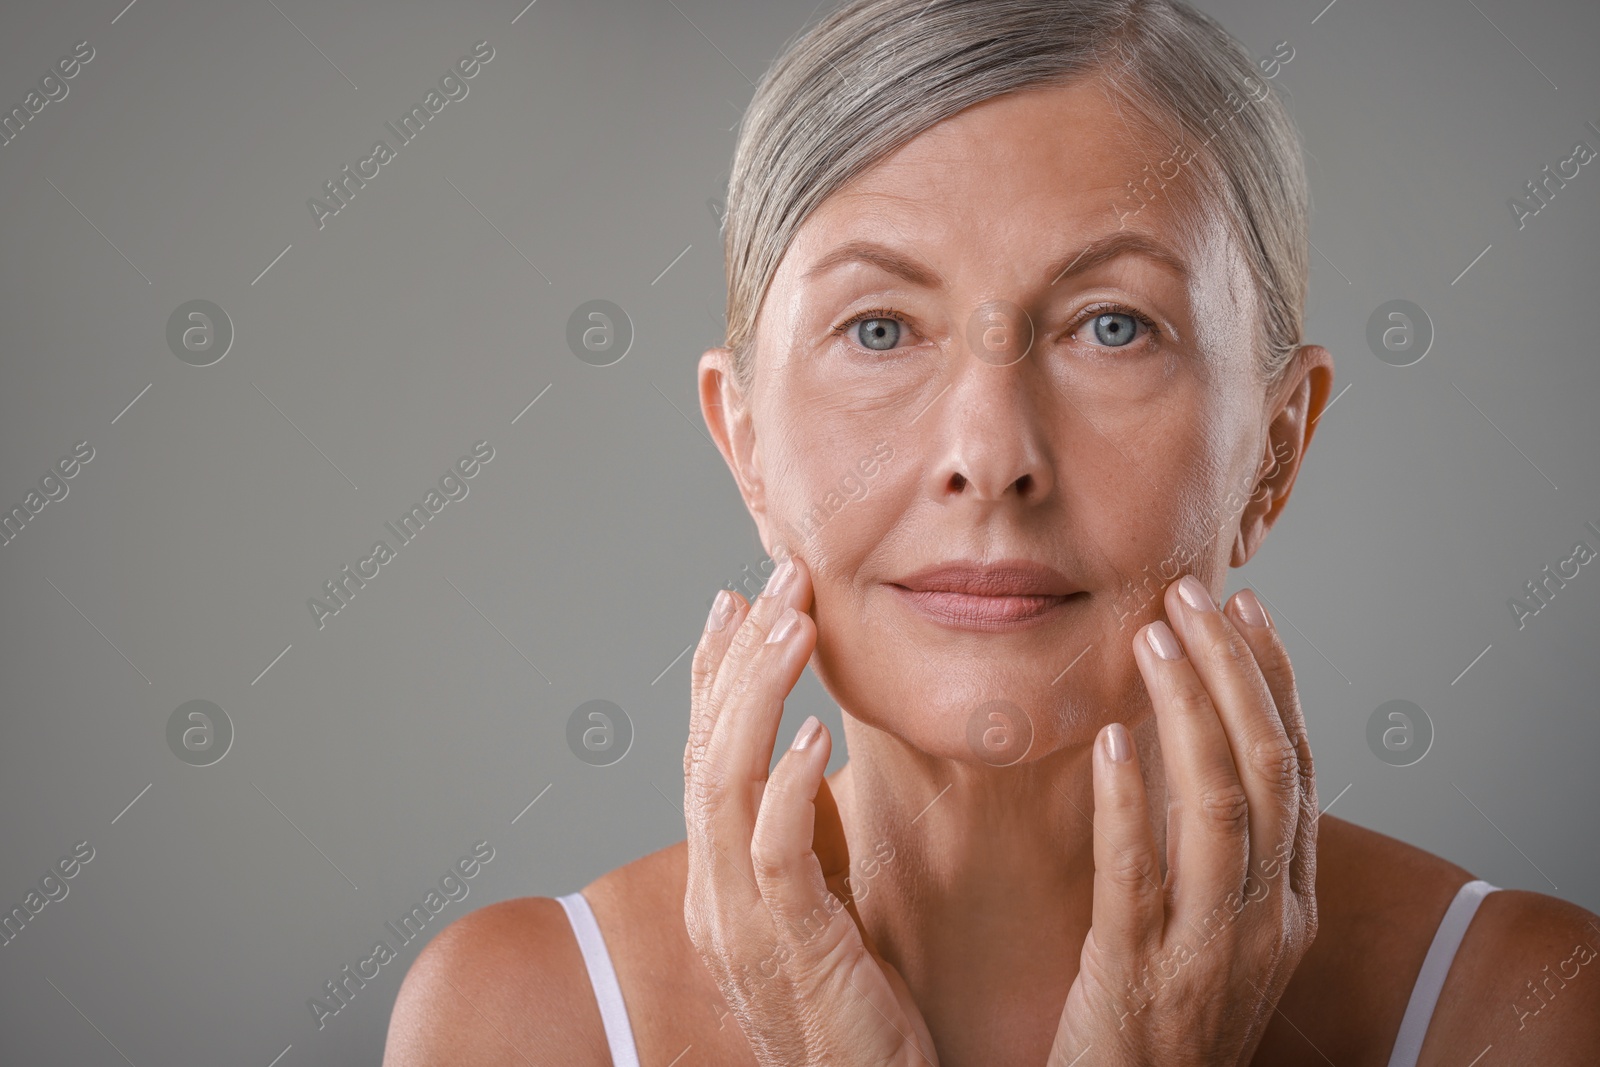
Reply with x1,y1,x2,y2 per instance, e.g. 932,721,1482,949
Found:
891,559,1081,597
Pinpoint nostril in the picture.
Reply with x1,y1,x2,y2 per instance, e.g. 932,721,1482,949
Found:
949,472,967,491
1014,473,1033,495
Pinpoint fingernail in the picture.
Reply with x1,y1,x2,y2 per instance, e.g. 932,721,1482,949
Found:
764,557,797,599
1104,721,1132,762
791,714,822,751
706,589,735,632
1145,620,1183,660
1177,574,1215,613
766,605,800,644
1233,588,1270,628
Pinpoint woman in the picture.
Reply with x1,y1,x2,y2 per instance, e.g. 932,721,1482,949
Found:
384,1,1600,1063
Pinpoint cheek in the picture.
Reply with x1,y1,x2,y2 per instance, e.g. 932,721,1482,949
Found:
1074,407,1238,619
768,435,905,577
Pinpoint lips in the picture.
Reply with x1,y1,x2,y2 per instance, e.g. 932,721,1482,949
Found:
888,560,1083,631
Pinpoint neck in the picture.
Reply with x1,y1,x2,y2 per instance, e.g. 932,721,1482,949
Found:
829,713,1168,1060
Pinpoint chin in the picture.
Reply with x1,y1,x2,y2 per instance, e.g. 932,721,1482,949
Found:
811,635,1133,767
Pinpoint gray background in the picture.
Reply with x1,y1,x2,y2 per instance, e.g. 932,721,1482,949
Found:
1,0,1597,1063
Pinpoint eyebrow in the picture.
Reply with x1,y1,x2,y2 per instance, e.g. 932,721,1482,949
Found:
803,240,944,287
1046,231,1192,286
802,230,1191,288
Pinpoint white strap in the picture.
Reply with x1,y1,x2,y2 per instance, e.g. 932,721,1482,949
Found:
1386,879,1500,1067
557,891,641,1067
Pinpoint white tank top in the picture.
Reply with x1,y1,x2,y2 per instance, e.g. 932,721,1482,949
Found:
558,879,1500,1066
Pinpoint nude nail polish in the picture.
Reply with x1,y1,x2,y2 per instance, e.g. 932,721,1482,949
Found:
1234,588,1270,628
1105,721,1132,762
1177,574,1215,613
791,715,822,751
764,557,796,599
766,606,800,644
1145,620,1183,660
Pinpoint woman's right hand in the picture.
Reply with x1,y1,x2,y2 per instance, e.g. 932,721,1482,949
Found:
683,551,939,1067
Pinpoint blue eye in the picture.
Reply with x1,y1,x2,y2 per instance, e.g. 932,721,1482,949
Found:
853,316,901,351
1091,312,1138,347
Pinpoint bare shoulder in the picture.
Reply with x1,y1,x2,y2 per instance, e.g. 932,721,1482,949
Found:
583,840,757,1063
382,839,750,1067
381,893,612,1067
1257,815,1600,1066
1420,881,1600,1064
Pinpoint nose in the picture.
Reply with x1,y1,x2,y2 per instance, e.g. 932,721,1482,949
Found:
924,354,1056,505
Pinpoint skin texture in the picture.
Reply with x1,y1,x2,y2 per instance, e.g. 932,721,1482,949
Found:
383,78,1600,1066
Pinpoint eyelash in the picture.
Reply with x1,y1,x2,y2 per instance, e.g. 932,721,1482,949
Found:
1069,302,1161,352
832,306,912,346
831,302,1160,352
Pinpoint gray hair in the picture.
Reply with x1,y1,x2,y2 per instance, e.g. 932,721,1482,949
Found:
721,0,1309,390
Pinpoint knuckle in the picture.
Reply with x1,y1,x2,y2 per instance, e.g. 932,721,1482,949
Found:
685,902,740,966
683,895,705,934
1294,734,1317,788
683,898,713,953
724,616,768,667
749,837,790,886
698,624,764,701
686,761,727,814
1102,843,1161,891
1204,623,1255,673
684,731,712,772
1300,777,1320,823
682,748,696,785
1198,780,1251,834
1293,750,1318,819
1247,735,1301,795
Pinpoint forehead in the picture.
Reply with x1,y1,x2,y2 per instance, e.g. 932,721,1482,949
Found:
851,79,1152,211
778,77,1243,301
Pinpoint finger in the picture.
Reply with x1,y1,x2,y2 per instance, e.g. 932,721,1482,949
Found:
704,555,815,791
1134,615,1249,922
691,569,817,906
752,722,930,1064
686,588,750,781
707,552,811,712
1224,588,1318,900
1088,721,1164,963
685,554,798,817
751,716,915,1065
1165,576,1298,902
751,716,855,959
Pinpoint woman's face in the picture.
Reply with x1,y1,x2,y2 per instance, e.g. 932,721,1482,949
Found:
701,76,1327,764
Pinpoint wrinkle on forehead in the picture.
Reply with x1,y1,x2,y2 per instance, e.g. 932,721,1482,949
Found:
753,79,1264,399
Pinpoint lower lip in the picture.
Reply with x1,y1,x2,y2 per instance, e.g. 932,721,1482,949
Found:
888,585,1083,632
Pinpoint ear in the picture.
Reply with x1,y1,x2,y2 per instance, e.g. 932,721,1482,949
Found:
698,346,772,544
1232,343,1335,567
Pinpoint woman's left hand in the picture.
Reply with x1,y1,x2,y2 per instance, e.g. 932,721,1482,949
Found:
1047,576,1320,1067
